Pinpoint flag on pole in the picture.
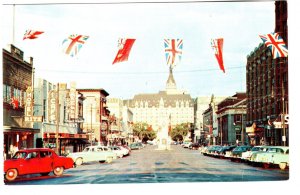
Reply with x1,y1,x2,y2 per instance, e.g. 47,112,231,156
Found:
211,38,225,73
23,30,44,40
164,39,183,67
62,34,89,57
11,97,19,109
112,38,136,64
259,33,288,59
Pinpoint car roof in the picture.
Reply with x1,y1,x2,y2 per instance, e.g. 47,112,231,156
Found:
17,148,54,152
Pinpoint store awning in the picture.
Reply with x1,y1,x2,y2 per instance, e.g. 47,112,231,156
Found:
4,126,40,133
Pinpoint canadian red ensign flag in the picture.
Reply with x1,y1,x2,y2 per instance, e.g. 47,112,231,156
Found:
211,38,225,73
112,38,136,64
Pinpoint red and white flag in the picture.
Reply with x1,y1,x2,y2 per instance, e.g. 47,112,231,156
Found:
11,97,19,109
211,38,225,73
112,38,136,64
23,30,44,40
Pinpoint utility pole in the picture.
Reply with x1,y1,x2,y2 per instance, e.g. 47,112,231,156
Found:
55,83,60,155
282,81,286,146
241,113,244,145
90,104,93,146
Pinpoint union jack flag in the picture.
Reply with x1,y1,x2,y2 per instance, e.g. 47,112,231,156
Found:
23,30,44,40
259,33,288,59
62,34,89,57
164,39,183,67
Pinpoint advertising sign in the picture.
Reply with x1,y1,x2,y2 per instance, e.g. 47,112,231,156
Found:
48,90,57,122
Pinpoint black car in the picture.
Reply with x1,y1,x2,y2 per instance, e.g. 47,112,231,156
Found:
189,143,200,150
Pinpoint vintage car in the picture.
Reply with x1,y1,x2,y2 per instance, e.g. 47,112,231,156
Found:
241,146,265,162
248,146,272,164
108,146,129,158
230,145,252,161
129,142,144,150
250,146,289,169
67,146,117,166
215,145,237,158
4,148,74,182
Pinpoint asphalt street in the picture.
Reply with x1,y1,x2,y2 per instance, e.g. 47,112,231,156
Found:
5,144,289,185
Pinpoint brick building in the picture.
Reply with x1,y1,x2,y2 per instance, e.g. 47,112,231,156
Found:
246,1,288,146
2,44,39,158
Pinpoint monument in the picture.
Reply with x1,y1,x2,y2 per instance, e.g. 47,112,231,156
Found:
156,114,172,150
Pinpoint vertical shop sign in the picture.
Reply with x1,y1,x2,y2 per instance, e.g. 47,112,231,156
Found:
69,82,76,120
48,90,57,122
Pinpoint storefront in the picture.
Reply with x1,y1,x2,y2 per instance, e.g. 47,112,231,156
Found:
3,126,40,159
42,123,89,155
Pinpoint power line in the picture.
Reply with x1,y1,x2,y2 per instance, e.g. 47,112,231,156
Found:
2,0,272,6
35,65,244,75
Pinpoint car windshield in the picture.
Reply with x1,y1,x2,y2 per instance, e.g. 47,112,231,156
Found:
12,152,27,159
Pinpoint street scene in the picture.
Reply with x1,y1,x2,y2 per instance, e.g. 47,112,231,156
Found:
1,0,296,193
5,144,289,184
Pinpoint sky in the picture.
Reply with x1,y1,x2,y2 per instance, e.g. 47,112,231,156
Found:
1,0,280,100
1,0,300,192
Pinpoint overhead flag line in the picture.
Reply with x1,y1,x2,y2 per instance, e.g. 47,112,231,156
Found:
36,65,244,75
3,1,262,6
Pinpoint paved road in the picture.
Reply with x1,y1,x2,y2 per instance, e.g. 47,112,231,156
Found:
5,145,289,184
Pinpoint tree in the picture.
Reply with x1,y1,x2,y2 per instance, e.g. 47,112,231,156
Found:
132,122,156,141
170,123,189,142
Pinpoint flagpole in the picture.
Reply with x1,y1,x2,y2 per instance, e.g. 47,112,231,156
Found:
12,4,15,44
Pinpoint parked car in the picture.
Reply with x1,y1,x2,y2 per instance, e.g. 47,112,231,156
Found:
215,145,237,158
109,146,129,158
248,146,271,165
250,146,289,169
182,141,192,148
189,143,200,150
67,146,116,166
241,146,265,162
207,145,222,156
129,142,144,150
4,148,74,182
230,145,252,161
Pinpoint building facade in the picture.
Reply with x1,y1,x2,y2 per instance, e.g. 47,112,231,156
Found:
77,89,110,145
33,80,88,154
126,68,194,135
3,44,39,158
195,95,226,144
246,1,288,146
216,93,247,145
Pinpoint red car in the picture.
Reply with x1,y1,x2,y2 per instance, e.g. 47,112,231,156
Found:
4,148,74,181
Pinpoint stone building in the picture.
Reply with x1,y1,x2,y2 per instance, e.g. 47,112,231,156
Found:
125,68,194,140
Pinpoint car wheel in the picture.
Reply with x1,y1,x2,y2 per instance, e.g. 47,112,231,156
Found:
53,166,64,176
75,158,83,166
106,156,113,164
279,162,287,170
41,172,50,176
5,169,18,181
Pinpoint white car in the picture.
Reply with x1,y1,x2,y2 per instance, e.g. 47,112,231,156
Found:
241,146,265,162
251,146,289,169
108,146,128,158
67,146,117,166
